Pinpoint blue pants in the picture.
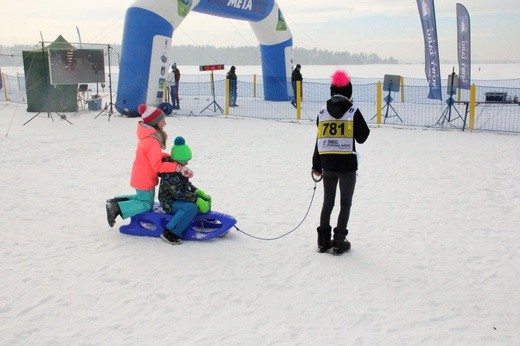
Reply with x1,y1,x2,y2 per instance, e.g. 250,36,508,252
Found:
230,88,237,106
116,189,155,219
166,201,198,237
169,84,179,108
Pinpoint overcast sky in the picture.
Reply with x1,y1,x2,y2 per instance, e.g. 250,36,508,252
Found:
2,0,519,62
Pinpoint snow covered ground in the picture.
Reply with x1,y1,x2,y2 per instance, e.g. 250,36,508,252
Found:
1,103,519,344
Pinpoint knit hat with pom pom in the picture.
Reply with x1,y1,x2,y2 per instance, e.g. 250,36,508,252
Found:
138,104,165,126
330,70,352,99
170,136,192,163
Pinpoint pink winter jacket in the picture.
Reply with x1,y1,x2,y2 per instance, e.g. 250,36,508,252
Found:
130,122,180,190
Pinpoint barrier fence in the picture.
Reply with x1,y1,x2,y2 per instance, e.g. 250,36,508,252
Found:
2,71,519,133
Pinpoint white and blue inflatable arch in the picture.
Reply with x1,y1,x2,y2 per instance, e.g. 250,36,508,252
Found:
116,0,293,115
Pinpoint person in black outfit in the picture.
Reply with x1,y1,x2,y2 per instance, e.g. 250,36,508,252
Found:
312,70,370,255
226,66,238,107
291,64,302,107
168,63,181,110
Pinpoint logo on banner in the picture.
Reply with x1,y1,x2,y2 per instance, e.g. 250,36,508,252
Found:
207,0,269,16
227,0,253,11
276,9,287,31
460,18,467,33
421,0,431,18
177,0,193,17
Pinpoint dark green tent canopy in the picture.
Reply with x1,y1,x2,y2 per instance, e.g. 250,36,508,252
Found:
23,35,78,112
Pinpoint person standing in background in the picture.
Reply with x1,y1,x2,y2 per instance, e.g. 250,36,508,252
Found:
168,63,181,110
226,65,238,107
291,64,302,107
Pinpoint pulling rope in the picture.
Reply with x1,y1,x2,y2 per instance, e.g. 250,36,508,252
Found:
233,172,321,241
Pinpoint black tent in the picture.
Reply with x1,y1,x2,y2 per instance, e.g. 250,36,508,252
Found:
22,36,78,112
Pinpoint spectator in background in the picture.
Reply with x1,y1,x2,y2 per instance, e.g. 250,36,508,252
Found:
168,63,181,110
226,65,238,107
291,64,302,107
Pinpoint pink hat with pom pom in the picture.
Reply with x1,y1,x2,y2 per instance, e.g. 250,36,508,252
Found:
138,104,165,126
330,70,353,99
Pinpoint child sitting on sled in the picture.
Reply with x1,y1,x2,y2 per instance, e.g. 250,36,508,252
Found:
158,136,212,245
105,104,193,228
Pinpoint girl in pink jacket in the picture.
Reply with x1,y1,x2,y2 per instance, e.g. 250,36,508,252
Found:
105,104,193,227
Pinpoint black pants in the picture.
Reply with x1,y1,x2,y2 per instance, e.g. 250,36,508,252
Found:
320,170,357,231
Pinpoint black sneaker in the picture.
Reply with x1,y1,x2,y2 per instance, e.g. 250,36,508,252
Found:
105,200,121,227
160,230,183,245
332,240,351,256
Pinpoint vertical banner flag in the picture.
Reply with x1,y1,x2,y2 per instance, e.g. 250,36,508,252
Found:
456,3,471,89
417,0,442,100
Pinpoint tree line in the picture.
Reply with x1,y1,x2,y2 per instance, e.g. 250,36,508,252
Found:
0,44,398,66
168,45,398,65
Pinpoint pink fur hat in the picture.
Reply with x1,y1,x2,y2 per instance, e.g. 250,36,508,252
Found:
330,70,353,98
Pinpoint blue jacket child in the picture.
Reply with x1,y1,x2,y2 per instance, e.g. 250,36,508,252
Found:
158,136,212,245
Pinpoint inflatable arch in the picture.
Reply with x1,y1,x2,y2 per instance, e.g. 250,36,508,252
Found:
116,0,293,115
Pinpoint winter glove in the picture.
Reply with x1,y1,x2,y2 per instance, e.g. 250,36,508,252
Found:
311,169,323,182
176,164,193,178
195,197,211,213
195,189,211,209
195,189,211,201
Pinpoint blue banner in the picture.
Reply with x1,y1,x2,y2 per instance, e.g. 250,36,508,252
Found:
456,3,471,89
194,0,272,22
417,0,442,100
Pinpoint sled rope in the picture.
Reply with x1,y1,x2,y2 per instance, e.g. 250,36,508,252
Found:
233,181,318,241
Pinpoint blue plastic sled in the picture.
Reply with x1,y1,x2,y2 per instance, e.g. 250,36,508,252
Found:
119,204,236,241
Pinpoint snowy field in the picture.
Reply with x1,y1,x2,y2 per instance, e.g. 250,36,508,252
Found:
0,103,519,344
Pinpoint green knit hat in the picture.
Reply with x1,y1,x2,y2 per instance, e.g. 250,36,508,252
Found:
171,136,192,163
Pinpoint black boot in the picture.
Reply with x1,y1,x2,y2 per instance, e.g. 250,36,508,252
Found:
160,229,183,245
316,226,332,253
106,197,130,204
332,228,351,256
105,200,121,227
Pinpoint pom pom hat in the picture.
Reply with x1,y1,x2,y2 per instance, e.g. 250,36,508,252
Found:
138,104,165,126
330,70,353,99
171,136,192,163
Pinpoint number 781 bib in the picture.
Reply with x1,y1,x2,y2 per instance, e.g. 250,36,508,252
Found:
317,107,357,155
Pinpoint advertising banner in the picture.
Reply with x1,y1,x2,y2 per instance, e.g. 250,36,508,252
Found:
456,3,471,89
417,0,442,100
